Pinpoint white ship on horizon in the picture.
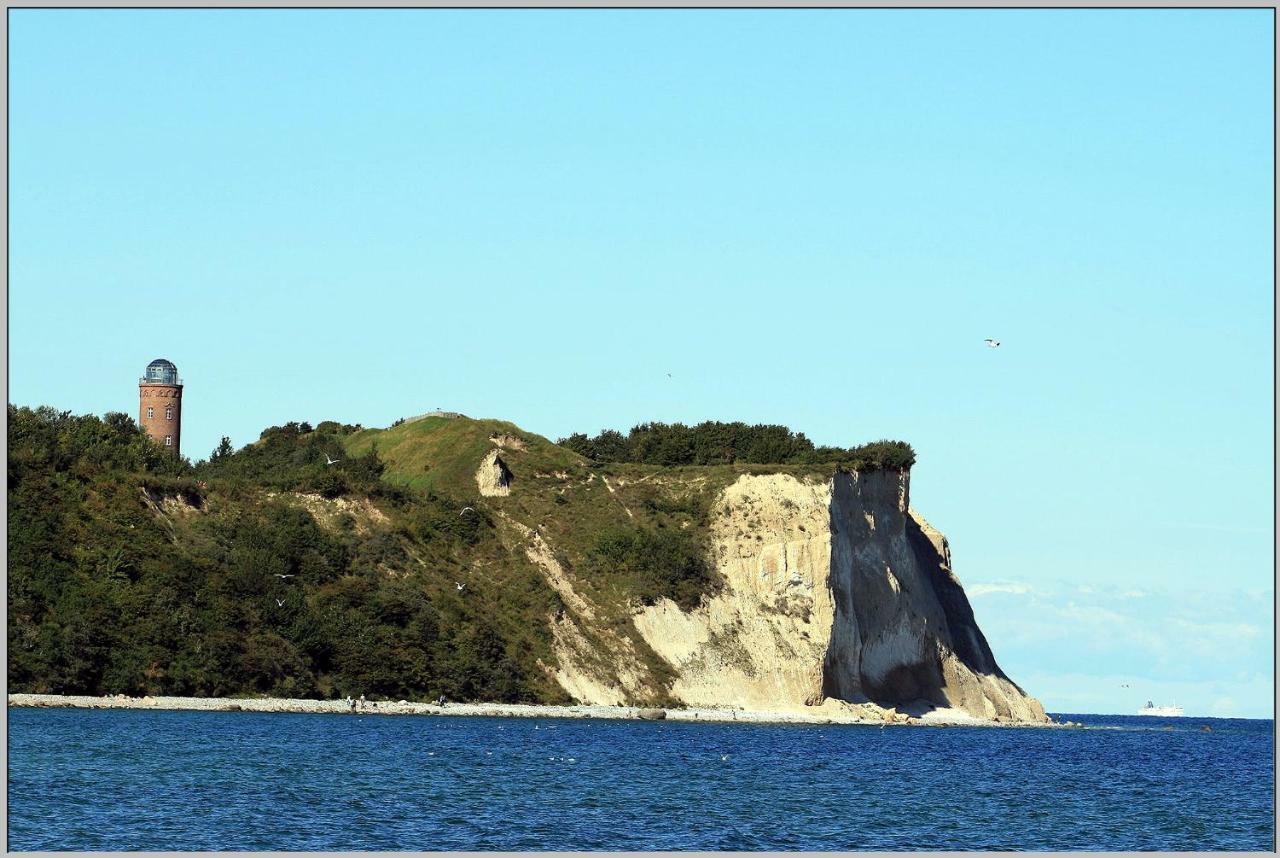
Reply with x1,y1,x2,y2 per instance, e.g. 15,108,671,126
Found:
1137,700,1184,717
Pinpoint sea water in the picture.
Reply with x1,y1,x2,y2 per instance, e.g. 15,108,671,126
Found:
6,708,1274,850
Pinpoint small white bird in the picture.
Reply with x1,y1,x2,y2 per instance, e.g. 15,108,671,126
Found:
456,582,466,592
459,507,475,517
324,453,341,466
275,598,285,607
721,754,729,761
984,339,1001,348
273,574,294,579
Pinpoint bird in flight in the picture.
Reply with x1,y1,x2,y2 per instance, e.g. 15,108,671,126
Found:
667,372,672,378
275,598,285,607
324,453,341,466
273,574,294,579
984,339,1001,348
459,507,475,517
456,582,466,592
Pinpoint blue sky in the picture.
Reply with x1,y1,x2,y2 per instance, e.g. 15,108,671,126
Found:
9,10,1273,717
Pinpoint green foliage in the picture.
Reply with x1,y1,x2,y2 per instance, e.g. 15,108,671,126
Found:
209,436,234,462
559,421,916,470
8,404,193,481
194,420,386,498
344,416,584,496
8,403,560,705
397,492,490,547
584,526,717,611
836,439,917,472
314,421,363,435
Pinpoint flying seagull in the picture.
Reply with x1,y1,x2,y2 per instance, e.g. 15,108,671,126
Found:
275,598,285,607
459,507,476,517
324,453,342,466
456,582,466,592
984,339,1001,348
273,574,294,579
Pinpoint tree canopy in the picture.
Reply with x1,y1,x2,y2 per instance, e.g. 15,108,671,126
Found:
7,404,558,704
558,421,916,470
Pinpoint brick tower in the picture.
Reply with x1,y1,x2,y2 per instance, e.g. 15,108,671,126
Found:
139,358,183,455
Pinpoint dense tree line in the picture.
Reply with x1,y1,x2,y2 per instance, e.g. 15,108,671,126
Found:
7,405,557,703
195,420,384,499
558,421,916,470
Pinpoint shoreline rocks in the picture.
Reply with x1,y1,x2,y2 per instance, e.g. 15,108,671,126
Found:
7,693,1066,728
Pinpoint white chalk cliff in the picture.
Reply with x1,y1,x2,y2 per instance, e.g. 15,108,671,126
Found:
597,470,1045,722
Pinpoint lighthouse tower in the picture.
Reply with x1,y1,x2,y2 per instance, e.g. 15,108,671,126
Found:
138,358,183,455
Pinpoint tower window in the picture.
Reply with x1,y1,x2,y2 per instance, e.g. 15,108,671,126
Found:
147,407,154,419
165,435,173,447
165,407,173,420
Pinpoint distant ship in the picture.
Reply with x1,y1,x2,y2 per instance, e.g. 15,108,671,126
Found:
1137,700,1184,717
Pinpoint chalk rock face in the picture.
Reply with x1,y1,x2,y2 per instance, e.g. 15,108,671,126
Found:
825,470,1046,722
634,474,835,711
475,450,513,497
632,470,1047,723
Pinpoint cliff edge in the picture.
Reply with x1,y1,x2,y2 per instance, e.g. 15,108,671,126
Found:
628,471,1046,722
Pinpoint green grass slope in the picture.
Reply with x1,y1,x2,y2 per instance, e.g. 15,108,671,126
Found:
343,416,585,496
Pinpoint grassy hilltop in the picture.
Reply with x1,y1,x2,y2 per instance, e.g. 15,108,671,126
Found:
7,404,913,706
343,415,583,494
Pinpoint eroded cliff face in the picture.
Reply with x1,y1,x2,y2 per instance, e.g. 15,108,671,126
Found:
626,470,1047,723
633,475,835,711
824,470,1045,721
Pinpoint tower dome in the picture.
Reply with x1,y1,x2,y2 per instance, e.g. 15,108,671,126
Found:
143,358,179,385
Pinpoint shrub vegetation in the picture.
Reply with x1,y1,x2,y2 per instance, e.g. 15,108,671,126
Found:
7,405,561,704
558,421,915,470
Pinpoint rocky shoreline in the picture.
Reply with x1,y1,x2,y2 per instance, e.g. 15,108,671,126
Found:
8,693,1072,727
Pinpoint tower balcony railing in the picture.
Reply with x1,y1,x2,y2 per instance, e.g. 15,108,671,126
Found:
139,376,183,386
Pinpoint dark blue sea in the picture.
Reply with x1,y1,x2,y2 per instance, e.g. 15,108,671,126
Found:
6,708,1274,851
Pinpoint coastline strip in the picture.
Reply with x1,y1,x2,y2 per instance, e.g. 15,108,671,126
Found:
7,693,1063,727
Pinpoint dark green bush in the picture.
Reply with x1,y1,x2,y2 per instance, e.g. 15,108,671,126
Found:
195,420,385,498
586,526,717,611
558,420,915,470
